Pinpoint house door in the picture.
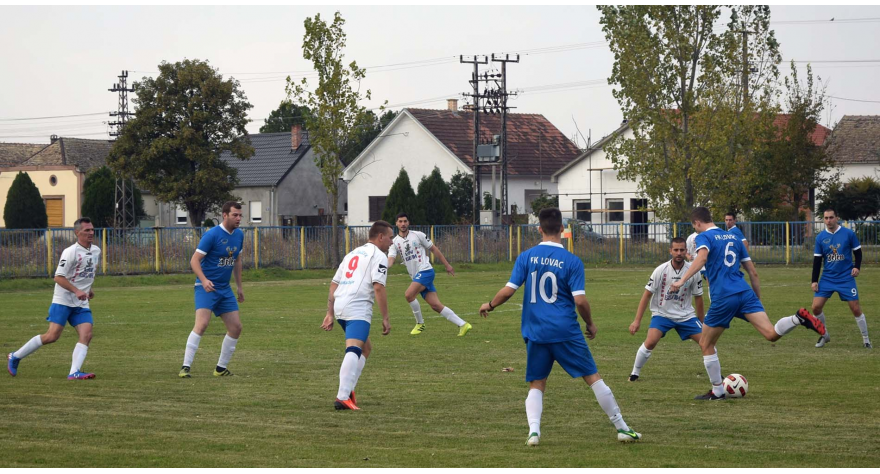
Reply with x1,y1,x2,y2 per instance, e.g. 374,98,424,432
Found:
44,198,63,227
630,198,648,241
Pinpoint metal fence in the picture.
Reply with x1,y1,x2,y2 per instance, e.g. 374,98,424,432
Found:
1,221,878,278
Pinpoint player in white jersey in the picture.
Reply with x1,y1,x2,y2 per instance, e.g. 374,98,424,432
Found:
322,220,394,411
8,218,101,380
387,213,472,336
628,237,705,381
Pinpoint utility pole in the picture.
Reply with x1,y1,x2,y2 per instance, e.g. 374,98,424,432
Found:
109,70,137,229
742,29,749,107
460,55,488,224
492,53,519,223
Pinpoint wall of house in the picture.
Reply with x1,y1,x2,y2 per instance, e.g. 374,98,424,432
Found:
0,166,81,228
827,163,879,183
344,113,471,225
276,152,347,224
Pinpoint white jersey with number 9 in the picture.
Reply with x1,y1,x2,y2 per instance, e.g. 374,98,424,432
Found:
332,243,388,322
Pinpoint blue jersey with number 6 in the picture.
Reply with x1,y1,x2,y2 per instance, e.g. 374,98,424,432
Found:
694,227,752,300
507,242,586,344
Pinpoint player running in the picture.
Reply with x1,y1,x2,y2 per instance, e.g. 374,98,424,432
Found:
628,237,705,382
670,207,826,400
8,217,101,380
322,220,394,411
480,207,641,445
178,201,245,378
388,212,471,336
811,208,870,349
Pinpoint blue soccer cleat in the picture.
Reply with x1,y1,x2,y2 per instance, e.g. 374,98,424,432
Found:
68,371,95,380
7,353,20,377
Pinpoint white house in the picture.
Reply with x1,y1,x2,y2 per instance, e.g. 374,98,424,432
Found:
342,101,582,225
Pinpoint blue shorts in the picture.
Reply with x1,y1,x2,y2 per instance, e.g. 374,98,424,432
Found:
649,315,703,341
337,319,371,342
704,291,765,329
524,337,598,382
815,279,858,301
413,269,437,299
47,304,93,327
194,286,239,316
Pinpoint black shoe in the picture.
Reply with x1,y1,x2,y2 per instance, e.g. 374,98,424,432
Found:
628,374,639,382
694,390,725,401
866,342,873,349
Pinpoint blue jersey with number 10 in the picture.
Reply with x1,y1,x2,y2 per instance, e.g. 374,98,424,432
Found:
507,242,586,344
694,227,752,300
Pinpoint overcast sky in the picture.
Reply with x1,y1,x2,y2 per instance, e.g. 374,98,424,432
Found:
2,5,879,146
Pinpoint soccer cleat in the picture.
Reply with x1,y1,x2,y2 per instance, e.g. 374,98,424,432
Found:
349,391,357,406
8,353,21,377
410,323,426,335
526,432,540,446
617,429,642,442
866,342,873,349
795,308,826,335
694,390,725,401
213,368,234,377
67,371,95,380
815,333,830,348
628,374,639,382
179,366,191,378
334,398,360,411
458,322,473,337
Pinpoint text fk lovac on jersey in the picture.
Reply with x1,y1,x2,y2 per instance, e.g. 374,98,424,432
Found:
333,243,388,321
53,242,101,308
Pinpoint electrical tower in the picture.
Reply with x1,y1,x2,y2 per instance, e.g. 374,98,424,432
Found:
491,53,519,221
460,55,489,222
109,70,137,229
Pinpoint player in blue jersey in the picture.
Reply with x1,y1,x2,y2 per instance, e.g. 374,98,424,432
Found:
480,208,641,445
724,212,749,251
178,201,245,378
811,208,870,349
671,207,826,400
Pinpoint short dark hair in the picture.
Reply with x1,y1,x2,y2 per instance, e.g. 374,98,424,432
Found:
823,208,837,217
395,212,410,222
671,236,686,246
538,207,563,234
725,212,736,220
73,217,92,231
691,207,713,224
222,201,242,215
369,220,393,239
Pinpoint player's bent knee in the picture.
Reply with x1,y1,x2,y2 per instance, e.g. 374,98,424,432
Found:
430,303,444,313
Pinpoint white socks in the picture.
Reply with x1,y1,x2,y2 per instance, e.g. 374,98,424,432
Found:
855,314,870,342
409,300,424,324
703,353,724,397
774,315,800,337
353,355,367,392
440,307,466,327
525,388,543,435
336,348,361,400
183,331,202,367
631,344,652,376
817,313,827,338
591,380,629,431
217,335,238,369
13,335,43,359
69,342,88,375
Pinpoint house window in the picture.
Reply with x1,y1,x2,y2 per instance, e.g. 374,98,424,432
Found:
574,200,591,222
176,206,188,225
606,199,624,222
369,196,387,222
250,201,262,223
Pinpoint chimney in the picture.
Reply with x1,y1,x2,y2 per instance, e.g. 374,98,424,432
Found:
291,124,302,150
447,99,458,111
50,134,59,144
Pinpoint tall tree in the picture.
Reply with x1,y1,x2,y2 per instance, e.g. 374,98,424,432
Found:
81,166,145,228
259,100,311,133
381,167,422,223
107,59,254,226
416,167,454,225
3,172,47,229
287,11,384,265
597,6,780,221
448,170,474,224
340,110,398,166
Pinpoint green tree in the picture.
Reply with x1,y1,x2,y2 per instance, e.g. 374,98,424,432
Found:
416,167,454,225
340,110,398,166
3,172,47,229
819,177,880,221
597,5,781,222
529,193,559,218
107,59,254,226
482,192,501,211
81,166,145,228
259,100,311,133
381,167,422,223
448,170,474,224
287,11,385,265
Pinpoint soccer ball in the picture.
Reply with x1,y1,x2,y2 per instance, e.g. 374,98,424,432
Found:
723,373,748,398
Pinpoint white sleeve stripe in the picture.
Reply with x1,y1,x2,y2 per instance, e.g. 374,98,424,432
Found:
854,246,861,250
695,244,709,252
372,280,386,286
741,257,752,262
814,253,822,257
195,249,207,255
506,282,519,290
571,290,585,296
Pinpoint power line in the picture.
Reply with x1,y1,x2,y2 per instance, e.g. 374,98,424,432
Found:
772,17,880,25
0,112,108,122
828,95,880,104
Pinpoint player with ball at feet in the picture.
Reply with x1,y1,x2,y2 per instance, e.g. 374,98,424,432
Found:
670,207,826,400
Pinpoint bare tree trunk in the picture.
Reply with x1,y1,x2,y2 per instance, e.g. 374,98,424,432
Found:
330,188,340,268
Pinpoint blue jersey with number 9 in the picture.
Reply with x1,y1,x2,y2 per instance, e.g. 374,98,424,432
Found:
694,227,752,300
507,242,586,344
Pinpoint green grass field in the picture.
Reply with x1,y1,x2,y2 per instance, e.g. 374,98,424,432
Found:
1,264,878,467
